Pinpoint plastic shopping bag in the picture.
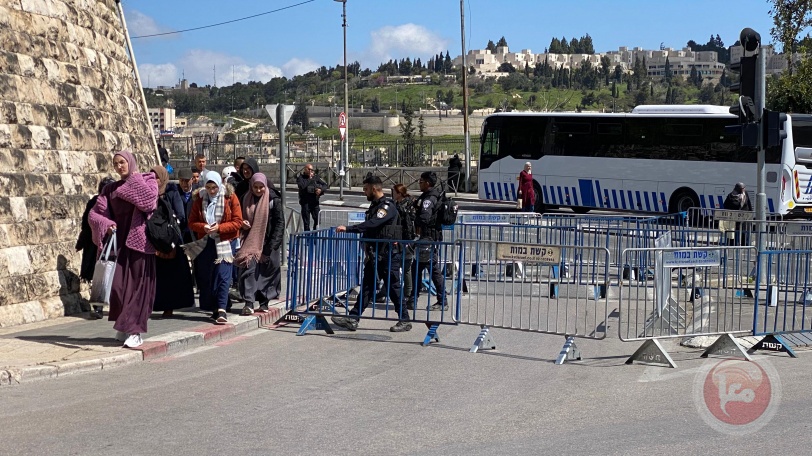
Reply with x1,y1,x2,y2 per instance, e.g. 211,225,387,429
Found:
89,235,117,305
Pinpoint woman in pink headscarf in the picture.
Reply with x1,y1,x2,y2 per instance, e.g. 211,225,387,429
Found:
89,151,158,348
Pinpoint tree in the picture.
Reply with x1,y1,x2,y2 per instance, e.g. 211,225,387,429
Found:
445,89,455,106
768,0,812,111
486,40,497,53
371,97,380,113
291,103,309,129
496,36,508,48
498,62,517,73
400,102,415,141
549,37,562,53
600,55,611,85
613,65,624,83
443,51,452,73
664,56,673,83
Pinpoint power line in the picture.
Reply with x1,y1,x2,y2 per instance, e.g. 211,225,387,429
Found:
131,0,315,39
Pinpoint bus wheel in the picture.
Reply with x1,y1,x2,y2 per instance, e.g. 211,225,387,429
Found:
669,189,700,214
572,207,590,214
533,184,545,213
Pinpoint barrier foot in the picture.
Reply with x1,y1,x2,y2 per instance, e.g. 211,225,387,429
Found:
469,325,496,353
555,336,581,365
747,334,798,358
700,333,752,361
422,323,440,346
296,315,335,336
625,339,677,368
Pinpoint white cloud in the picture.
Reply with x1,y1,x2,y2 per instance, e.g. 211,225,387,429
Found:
126,10,171,38
282,58,320,78
365,24,449,66
139,49,285,88
138,63,178,88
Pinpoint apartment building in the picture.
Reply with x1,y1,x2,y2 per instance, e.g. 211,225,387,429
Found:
148,107,176,135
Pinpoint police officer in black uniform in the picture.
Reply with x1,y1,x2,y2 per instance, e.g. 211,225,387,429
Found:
413,171,447,311
331,175,412,332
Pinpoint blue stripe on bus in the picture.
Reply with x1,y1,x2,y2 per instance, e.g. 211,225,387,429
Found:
769,199,775,213
572,187,579,206
490,182,497,200
699,195,706,209
578,179,594,207
595,180,604,208
717,195,724,208
604,189,611,208
503,183,510,201
620,190,627,209
557,187,564,206
626,191,633,209
612,190,619,209
496,183,503,200
543,186,550,204
563,187,570,204
643,192,651,211
484,182,491,199
660,193,668,212
708,195,715,208
635,191,642,211
652,192,660,212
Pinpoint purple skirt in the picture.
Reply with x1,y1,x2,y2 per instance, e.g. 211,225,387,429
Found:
109,246,156,335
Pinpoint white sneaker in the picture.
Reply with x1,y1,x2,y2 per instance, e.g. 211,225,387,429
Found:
123,334,143,348
115,331,126,342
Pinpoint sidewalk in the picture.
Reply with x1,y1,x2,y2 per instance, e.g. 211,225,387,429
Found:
0,299,288,386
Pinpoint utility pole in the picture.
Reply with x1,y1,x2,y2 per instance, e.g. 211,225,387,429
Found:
460,0,471,193
334,0,349,200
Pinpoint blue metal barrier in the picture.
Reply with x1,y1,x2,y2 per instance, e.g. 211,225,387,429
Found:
287,229,460,342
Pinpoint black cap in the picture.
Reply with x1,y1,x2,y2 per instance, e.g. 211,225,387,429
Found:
177,168,193,179
363,174,382,185
420,171,437,186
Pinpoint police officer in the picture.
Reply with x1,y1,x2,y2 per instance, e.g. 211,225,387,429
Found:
413,171,447,311
331,175,412,332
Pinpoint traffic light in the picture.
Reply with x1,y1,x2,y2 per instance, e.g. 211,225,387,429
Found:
763,110,788,148
725,96,759,147
729,55,757,102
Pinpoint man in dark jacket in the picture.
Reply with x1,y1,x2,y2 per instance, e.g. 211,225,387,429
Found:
297,163,329,231
413,171,447,311
447,154,462,192
331,175,411,333
177,168,195,243
723,182,753,245
235,157,260,201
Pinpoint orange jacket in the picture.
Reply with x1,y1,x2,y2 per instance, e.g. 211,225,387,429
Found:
189,186,243,242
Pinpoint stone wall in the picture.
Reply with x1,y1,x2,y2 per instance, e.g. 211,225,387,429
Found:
0,0,157,326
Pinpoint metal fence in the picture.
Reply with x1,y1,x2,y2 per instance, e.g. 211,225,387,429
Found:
456,238,610,338
163,135,471,167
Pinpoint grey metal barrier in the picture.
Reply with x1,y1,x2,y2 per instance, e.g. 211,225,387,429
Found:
456,238,610,364
318,210,366,229
620,239,757,368
287,229,460,344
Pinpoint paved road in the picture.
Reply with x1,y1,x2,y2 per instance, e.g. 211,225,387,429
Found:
1,318,809,455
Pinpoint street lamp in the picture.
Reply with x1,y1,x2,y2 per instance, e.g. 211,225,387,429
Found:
334,0,348,200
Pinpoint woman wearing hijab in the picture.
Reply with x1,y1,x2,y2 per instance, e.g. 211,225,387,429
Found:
235,157,260,201
189,171,243,324
89,151,159,348
235,173,284,315
150,166,195,318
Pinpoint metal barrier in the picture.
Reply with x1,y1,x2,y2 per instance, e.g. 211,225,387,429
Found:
286,229,459,343
456,238,610,363
619,240,757,367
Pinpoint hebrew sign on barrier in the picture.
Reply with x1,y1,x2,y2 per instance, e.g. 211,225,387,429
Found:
495,243,561,264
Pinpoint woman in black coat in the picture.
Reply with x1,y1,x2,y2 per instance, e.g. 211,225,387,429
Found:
76,177,116,319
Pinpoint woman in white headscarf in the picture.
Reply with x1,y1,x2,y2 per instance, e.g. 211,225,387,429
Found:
189,171,243,324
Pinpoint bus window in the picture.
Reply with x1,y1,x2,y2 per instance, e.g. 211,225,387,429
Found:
550,119,592,156
482,127,500,157
792,117,812,148
503,118,546,159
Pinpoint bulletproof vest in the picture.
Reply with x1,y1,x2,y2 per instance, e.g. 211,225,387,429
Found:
364,197,402,240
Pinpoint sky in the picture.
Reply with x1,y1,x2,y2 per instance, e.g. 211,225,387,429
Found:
126,0,780,88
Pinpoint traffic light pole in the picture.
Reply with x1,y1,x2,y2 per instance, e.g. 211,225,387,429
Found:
755,46,767,270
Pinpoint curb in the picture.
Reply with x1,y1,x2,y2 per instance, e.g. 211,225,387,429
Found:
0,302,287,386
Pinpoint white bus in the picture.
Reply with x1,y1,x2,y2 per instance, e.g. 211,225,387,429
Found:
478,105,812,217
